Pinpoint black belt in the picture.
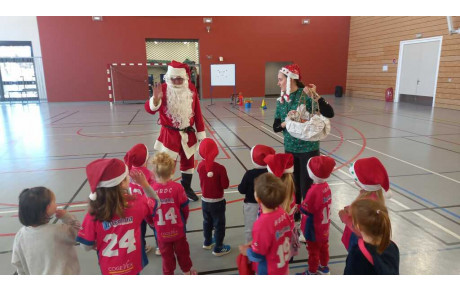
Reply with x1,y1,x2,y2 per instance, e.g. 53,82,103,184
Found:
163,125,196,133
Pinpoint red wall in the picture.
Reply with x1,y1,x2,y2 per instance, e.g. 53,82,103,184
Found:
37,16,350,102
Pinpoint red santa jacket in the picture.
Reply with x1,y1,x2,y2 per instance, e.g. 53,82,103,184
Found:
144,82,206,160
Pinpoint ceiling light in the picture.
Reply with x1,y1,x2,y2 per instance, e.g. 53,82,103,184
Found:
92,16,103,21
203,17,212,24
302,18,310,25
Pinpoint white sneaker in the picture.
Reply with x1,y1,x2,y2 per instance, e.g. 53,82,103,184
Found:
155,247,161,256
145,244,152,253
299,232,306,243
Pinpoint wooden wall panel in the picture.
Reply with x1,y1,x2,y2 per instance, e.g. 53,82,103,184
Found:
346,16,460,110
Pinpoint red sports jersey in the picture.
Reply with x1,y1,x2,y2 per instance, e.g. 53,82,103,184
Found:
129,182,145,197
151,180,189,243
247,207,293,275
300,183,332,243
76,195,157,275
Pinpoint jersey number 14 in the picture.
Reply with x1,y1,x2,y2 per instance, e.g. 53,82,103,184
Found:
157,207,178,225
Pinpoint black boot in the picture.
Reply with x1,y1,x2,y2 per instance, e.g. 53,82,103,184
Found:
181,173,198,201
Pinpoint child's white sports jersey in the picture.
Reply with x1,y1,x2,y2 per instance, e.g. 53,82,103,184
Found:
247,207,293,275
76,195,157,275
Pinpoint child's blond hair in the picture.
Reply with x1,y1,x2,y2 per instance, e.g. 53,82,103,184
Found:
357,189,385,205
151,152,176,180
351,199,392,254
280,173,295,214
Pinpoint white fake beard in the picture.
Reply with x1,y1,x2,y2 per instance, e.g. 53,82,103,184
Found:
165,79,194,128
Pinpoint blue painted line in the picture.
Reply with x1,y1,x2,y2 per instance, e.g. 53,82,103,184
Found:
320,149,460,220
390,183,460,220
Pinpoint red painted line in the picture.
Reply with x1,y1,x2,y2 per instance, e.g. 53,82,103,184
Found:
68,209,85,213
0,233,16,237
77,129,153,139
204,122,231,159
57,201,87,207
327,125,344,156
0,166,85,174
331,121,367,171
0,203,18,207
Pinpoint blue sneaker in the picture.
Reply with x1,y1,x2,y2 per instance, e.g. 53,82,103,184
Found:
202,238,216,250
317,265,330,275
212,244,231,257
296,270,318,275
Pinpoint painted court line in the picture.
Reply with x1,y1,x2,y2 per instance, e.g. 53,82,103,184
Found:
261,122,459,184
336,167,460,241
391,199,460,240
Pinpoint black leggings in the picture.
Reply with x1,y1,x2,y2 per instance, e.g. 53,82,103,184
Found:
286,150,320,220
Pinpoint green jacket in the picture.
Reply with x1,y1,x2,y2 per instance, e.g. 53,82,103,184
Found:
274,88,320,153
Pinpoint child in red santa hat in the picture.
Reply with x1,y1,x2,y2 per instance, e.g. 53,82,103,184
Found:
197,138,231,256
76,158,159,275
339,157,391,252
264,153,299,260
124,143,160,255
297,155,336,275
238,144,275,243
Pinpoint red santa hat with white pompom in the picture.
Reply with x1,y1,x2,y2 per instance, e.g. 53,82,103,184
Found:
166,60,191,80
264,153,294,178
349,157,392,198
307,156,336,184
86,158,129,201
199,138,219,178
251,145,276,169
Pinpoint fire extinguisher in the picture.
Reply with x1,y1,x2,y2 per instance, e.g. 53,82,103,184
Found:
385,87,394,102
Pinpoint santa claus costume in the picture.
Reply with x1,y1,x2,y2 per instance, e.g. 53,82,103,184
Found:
144,60,206,202
298,155,335,275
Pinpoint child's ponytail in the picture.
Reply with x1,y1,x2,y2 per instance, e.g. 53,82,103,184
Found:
351,199,392,254
280,173,295,214
377,208,391,254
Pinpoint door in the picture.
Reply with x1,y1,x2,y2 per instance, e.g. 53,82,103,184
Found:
0,42,39,101
396,37,442,106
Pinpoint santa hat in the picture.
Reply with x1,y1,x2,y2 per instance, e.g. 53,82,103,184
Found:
199,138,218,177
251,145,276,169
86,159,129,201
279,64,302,103
166,60,191,80
264,153,294,178
307,156,336,183
349,157,390,193
124,144,149,170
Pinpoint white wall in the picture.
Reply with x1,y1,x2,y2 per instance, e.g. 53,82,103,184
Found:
0,16,47,100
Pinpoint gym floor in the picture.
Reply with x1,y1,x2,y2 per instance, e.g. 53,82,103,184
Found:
1,95,459,275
